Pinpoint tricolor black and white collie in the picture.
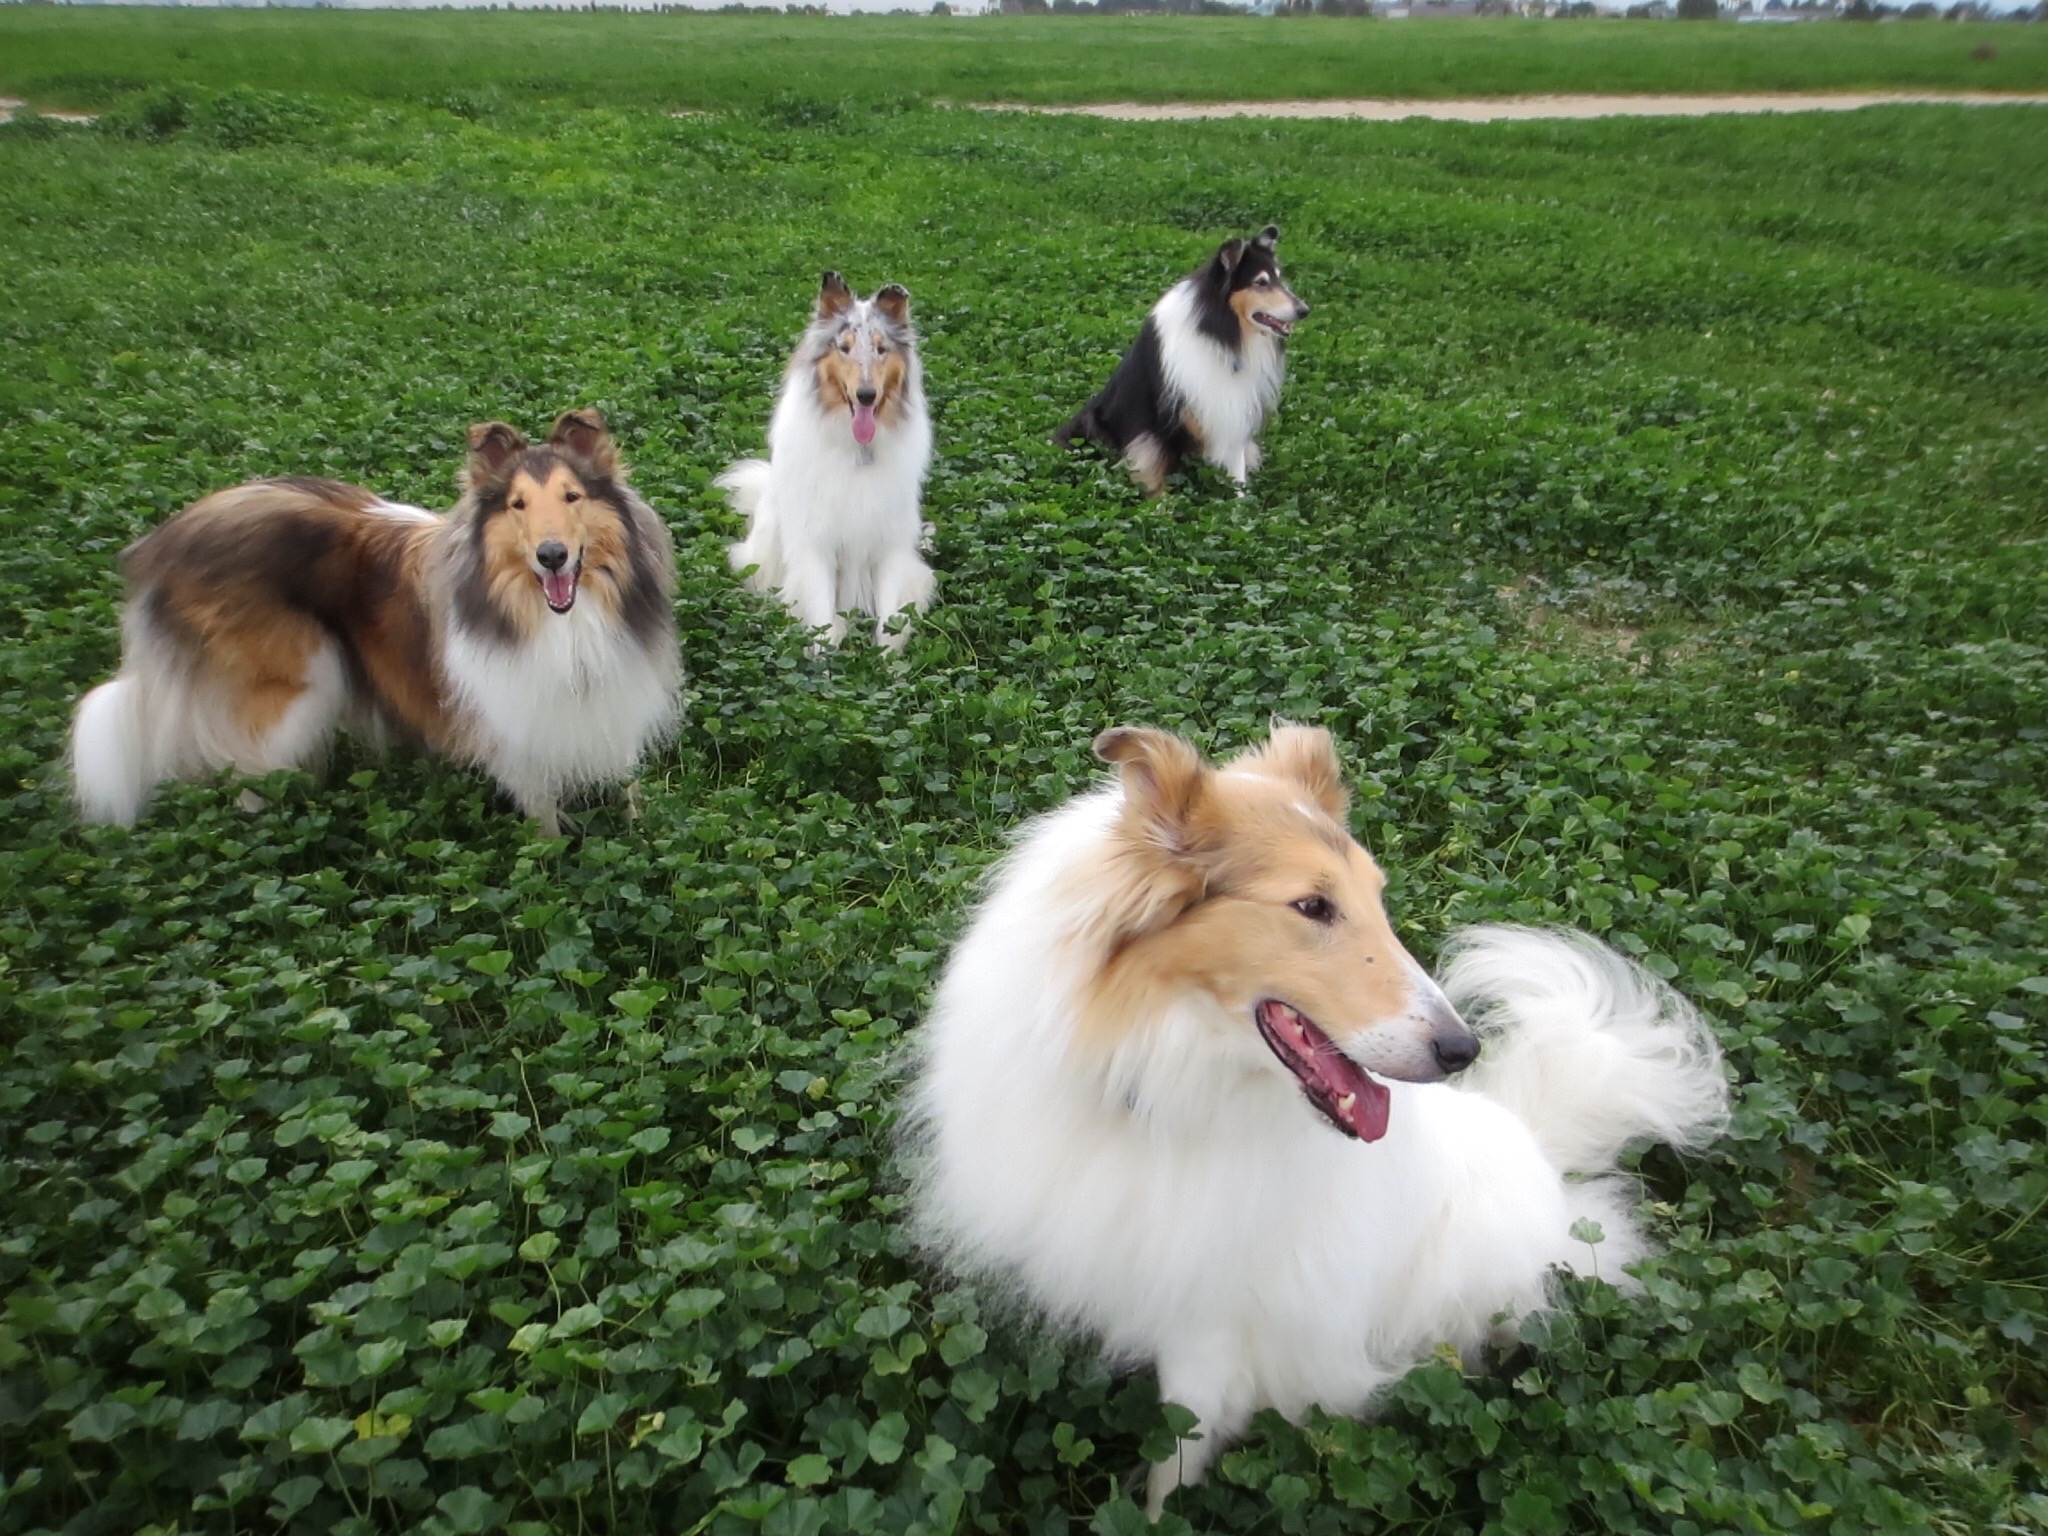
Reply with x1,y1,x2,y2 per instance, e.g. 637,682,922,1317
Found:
69,410,679,835
905,724,1729,1520
720,272,935,651
1058,225,1309,496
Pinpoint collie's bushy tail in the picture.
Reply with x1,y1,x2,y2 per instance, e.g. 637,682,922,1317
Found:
716,458,777,583
1053,402,1101,449
1440,924,1730,1175
70,675,156,826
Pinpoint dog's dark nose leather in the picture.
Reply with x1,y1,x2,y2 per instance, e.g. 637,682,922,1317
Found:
1432,1032,1482,1075
1297,302,1313,319
856,387,878,406
536,541,569,572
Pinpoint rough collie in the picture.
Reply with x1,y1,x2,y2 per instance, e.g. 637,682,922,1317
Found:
69,410,679,835
904,724,1729,1520
1057,225,1309,496
719,272,935,651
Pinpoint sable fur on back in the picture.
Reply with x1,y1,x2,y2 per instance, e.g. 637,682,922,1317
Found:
69,410,680,829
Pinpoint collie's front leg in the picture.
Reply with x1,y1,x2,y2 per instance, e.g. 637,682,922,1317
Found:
1221,445,1251,495
1144,1347,1254,1523
777,548,847,649
872,549,936,652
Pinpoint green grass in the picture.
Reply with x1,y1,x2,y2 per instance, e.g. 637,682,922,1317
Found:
2,80,2046,1536
4,9,2048,112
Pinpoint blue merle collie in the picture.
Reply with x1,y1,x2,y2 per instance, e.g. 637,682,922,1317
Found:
1057,225,1310,496
720,272,935,651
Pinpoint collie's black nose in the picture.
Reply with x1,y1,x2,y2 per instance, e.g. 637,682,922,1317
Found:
1296,301,1313,319
856,387,878,406
536,540,569,572
1432,1031,1481,1075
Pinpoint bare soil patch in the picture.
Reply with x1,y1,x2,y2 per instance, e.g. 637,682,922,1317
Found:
983,91,2048,123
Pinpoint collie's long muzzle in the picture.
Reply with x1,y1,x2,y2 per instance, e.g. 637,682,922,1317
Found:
536,538,579,614
1256,984,1479,1142
1257,1000,1391,1141
1252,292,1311,339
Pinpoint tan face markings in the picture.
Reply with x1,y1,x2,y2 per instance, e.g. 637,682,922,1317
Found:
1075,740,1426,1051
1231,277,1304,338
481,461,599,626
814,323,908,422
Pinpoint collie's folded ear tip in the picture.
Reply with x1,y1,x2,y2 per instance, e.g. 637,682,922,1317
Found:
1264,719,1335,755
549,406,608,436
466,421,527,474
1250,722,1348,815
875,283,913,323
817,271,857,318
548,408,617,467
1256,223,1280,247
467,420,523,450
1092,725,1143,764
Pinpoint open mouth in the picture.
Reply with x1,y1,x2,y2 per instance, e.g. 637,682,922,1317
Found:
850,398,879,447
539,565,579,614
1251,313,1296,338
1255,999,1390,1142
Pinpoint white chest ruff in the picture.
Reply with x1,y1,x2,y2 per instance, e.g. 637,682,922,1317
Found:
1153,281,1286,465
442,606,676,804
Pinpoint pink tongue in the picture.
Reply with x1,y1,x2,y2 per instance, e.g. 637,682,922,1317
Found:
852,402,877,446
542,571,576,610
1347,1078,1392,1143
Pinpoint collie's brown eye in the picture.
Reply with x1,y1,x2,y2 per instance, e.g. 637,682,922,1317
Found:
1255,274,1273,287
1291,896,1336,924
511,499,527,511
564,490,581,503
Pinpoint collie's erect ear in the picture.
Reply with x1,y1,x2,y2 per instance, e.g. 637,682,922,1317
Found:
873,284,912,327
549,408,618,476
466,422,527,483
1239,724,1348,819
1253,224,1280,250
817,271,856,320
1212,237,1247,277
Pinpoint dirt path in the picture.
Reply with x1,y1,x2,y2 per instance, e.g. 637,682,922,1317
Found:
0,97,96,124
982,91,2048,123
11,91,2045,130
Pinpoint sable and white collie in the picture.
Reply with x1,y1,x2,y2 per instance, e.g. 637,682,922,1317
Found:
1057,225,1309,496
719,272,935,651
69,410,680,835
904,724,1729,1520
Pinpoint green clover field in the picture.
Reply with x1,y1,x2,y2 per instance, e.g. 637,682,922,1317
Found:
1,22,2044,1535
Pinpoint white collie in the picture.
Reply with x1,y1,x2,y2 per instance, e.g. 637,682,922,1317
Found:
1057,224,1309,496
904,724,1730,1519
720,272,935,650
69,410,679,835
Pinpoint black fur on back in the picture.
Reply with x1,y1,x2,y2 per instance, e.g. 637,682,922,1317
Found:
1053,316,1199,469
1056,225,1285,473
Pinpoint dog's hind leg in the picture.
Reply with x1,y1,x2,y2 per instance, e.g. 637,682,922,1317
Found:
221,628,349,811
231,643,345,758
1144,1345,1255,1522
872,549,936,652
1124,434,1169,499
